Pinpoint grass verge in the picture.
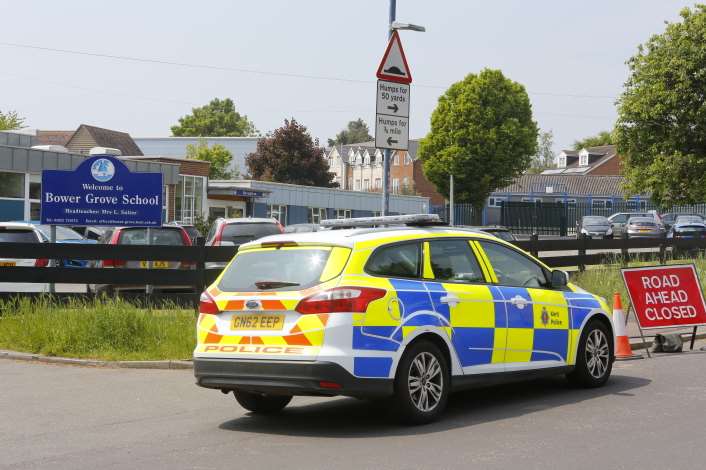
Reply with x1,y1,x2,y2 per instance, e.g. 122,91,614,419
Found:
0,297,195,361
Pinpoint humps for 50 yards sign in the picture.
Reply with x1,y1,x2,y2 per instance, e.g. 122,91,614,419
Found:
41,155,162,227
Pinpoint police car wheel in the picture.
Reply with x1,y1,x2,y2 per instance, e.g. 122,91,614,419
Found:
567,320,613,388
392,340,449,424
233,390,292,414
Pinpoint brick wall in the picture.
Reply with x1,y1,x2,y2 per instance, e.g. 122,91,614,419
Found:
588,154,622,176
412,160,445,205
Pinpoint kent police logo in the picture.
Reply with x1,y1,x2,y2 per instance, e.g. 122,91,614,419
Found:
90,158,115,183
541,307,550,326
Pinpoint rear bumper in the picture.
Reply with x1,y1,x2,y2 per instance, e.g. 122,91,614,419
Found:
194,358,393,398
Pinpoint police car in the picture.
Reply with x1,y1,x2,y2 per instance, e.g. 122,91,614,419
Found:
194,214,614,424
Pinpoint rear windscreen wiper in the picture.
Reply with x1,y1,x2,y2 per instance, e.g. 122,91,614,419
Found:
254,280,300,290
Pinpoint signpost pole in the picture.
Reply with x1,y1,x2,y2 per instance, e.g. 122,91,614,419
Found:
145,227,153,296
690,325,697,351
449,174,454,226
381,0,396,216
49,225,56,294
630,305,652,358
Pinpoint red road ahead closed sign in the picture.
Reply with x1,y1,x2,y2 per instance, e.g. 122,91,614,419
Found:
622,264,706,329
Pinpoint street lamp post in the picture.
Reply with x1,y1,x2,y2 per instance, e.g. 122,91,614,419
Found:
381,0,424,215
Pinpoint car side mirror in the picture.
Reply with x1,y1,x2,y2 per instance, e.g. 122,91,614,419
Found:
551,270,568,288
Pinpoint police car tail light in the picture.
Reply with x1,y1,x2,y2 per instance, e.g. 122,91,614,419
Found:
295,287,386,314
199,291,220,315
34,258,49,268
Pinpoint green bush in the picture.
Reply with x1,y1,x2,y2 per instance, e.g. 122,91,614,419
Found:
0,297,195,361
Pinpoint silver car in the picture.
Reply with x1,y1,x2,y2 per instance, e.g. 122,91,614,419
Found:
577,216,613,239
626,217,664,238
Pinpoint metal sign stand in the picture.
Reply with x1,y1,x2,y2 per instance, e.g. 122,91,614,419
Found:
145,227,153,296
49,225,56,294
628,305,651,358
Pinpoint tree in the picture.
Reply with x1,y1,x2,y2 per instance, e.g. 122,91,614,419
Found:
186,139,236,179
327,118,373,146
572,131,613,150
419,69,538,221
615,5,706,206
0,110,25,131
528,130,556,173
246,118,337,187
171,98,257,136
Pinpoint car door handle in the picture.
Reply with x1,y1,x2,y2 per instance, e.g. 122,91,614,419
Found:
509,295,529,309
440,295,460,307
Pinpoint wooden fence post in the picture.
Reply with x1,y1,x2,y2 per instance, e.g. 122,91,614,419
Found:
578,233,587,272
659,232,667,265
530,233,539,258
194,237,206,311
621,231,629,267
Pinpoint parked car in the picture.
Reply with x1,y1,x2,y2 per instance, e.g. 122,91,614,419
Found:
71,226,110,242
626,217,664,238
205,218,283,269
30,223,98,268
167,222,203,245
576,216,613,239
661,213,704,232
283,223,327,233
92,225,193,294
0,222,48,268
459,226,517,243
607,212,653,238
667,215,706,239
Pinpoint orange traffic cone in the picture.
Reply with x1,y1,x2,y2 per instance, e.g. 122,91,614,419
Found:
612,292,642,360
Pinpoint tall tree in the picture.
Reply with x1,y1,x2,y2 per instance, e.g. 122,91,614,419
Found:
528,130,556,173
419,69,538,221
171,98,257,136
0,110,25,131
186,139,237,179
572,130,613,150
246,118,337,187
327,118,373,147
616,5,706,206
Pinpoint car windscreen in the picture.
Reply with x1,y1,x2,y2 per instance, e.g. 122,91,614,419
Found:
118,228,186,245
217,247,350,292
676,216,703,224
485,230,515,241
184,226,201,240
0,228,39,243
221,223,281,244
583,217,609,225
38,225,84,241
629,218,655,226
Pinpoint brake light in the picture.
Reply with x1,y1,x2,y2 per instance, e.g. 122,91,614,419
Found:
102,259,125,268
277,222,284,233
34,258,49,267
199,291,220,315
212,225,223,247
295,287,386,314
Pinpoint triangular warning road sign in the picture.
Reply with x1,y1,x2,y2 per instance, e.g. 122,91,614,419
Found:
376,30,412,84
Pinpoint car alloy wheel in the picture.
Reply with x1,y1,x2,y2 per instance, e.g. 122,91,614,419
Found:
408,352,444,412
585,328,610,379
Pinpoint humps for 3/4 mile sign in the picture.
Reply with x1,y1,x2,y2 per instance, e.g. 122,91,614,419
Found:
375,31,411,151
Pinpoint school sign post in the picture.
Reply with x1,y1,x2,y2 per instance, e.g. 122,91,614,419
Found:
41,155,162,227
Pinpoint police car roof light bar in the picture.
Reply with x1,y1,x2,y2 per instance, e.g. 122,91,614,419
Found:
319,213,442,228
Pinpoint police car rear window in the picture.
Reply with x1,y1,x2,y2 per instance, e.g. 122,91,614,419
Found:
218,247,348,292
366,242,421,278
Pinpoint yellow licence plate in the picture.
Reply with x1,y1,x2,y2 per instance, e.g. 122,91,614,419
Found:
0,261,16,267
140,261,169,268
231,314,285,331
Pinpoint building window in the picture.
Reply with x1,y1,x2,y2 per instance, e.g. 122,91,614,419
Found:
347,177,353,189
392,178,400,193
372,211,382,217
555,198,577,206
0,172,25,199
308,207,326,224
627,199,648,210
521,197,543,203
209,206,226,219
405,154,412,165
374,178,381,190
267,204,287,224
488,197,506,208
363,179,370,191
558,156,567,168
175,175,206,223
335,209,352,219
591,199,613,211
393,153,399,166
579,154,589,166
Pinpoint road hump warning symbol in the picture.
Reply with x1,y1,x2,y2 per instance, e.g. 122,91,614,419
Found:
376,31,412,84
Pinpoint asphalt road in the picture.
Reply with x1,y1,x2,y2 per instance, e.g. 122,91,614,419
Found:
2,350,706,470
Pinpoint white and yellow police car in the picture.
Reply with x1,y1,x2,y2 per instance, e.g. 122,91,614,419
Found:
194,214,614,423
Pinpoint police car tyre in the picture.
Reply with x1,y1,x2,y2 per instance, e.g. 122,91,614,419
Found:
567,320,613,388
392,340,450,424
233,390,292,413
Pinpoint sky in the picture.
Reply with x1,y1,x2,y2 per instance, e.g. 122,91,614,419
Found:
0,0,698,152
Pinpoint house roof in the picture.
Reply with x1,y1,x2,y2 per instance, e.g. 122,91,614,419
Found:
72,124,143,156
35,130,73,146
496,174,638,197
329,138,420,164
546,145,617,175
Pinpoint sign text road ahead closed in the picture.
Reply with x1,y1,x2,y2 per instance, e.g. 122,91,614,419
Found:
621,264,706,329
